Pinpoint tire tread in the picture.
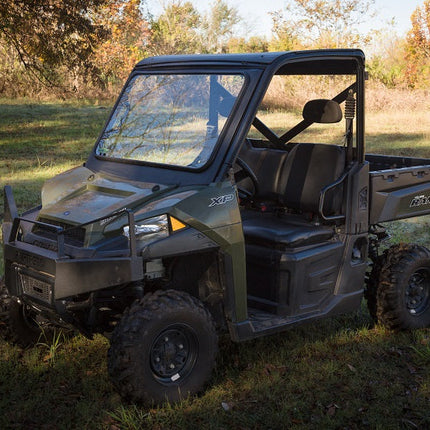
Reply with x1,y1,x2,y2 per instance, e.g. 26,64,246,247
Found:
108,289,218,404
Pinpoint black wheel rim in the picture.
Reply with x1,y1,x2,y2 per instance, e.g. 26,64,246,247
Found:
405,268,430,316
150,324,198,384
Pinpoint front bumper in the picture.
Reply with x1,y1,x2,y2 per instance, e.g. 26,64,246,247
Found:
4,240,143,308
2,186,143,311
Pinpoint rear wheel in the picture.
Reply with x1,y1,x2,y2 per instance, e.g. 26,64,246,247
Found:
108,289,218,405
371,244,430,330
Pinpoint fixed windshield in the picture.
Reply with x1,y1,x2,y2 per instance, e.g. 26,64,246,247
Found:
96,73,244,168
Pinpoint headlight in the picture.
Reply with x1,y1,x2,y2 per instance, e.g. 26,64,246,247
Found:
123,214,169,244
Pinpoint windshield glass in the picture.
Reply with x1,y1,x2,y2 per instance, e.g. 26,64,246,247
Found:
96,73,245,168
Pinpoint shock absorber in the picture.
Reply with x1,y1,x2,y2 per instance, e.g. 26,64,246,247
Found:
345,89,356,120
345,89,355,162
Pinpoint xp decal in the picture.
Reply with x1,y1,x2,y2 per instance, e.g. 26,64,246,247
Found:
208,194,235,207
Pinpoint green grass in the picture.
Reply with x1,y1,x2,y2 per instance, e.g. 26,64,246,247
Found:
0,99,110,211
0,99,430,429
0,99,111,274
0,311,429,429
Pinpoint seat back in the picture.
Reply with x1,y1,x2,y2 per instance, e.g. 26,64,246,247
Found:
278,143,346,216
237,140,290,200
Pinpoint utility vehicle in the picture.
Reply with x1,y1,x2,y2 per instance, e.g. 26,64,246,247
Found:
2,50,430,404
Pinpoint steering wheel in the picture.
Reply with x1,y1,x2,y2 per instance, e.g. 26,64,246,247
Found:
234,157,259,202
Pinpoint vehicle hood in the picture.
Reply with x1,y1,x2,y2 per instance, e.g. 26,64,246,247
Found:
39,166,174,225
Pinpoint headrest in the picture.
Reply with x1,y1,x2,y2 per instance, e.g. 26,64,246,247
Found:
302,99,343,123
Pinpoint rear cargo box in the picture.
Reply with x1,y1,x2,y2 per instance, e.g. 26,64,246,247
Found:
368,154,430,224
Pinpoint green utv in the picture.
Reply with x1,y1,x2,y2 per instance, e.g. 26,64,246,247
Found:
2,50,430,404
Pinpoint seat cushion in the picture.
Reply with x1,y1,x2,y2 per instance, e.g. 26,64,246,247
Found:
242,211,335,249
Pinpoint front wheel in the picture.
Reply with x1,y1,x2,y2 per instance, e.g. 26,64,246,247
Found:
372,244,430,330
108,290,218,405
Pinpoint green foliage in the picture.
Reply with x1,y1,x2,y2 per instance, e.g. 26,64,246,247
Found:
270,0,375,49
148,1,202,55
1,0,429,97
269,12,302,51
201,0,241,53
367,55,404,88
37,329,65,366
0,0,110,94
227,36,269,53
148,0,243,55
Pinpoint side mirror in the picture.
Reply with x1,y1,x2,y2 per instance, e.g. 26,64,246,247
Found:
302,99,342,123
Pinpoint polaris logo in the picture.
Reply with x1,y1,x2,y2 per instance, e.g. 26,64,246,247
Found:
209,194,235,207
410,195,430,208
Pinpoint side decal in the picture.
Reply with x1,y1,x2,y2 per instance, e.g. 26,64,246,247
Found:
209,194,235,207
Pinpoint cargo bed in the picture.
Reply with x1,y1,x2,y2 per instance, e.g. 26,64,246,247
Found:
368,154,430,224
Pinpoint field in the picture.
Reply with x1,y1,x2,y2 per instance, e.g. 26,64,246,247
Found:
0,98,430,429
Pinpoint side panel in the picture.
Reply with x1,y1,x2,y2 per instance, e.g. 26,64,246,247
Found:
245,241,345,317
172,181,248,322
284,242,345,316
345,162,369,234
370,165,430,223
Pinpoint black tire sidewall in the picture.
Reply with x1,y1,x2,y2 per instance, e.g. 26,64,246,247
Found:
108,291,218,405
133,308,216,403
378,245,430,330
392,258,430,328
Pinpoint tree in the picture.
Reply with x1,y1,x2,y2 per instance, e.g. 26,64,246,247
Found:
0,0,109,92
408,0,430,58
270,0,375,49
405,0,430,87
366,34,406,88
92,0,150,87
148,1,201,55
148,0,242,55
201,0,241,53
227,36,269,53
269,12,302,51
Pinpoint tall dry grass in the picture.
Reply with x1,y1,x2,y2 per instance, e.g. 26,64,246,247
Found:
366,82,430,112
262,75,430,113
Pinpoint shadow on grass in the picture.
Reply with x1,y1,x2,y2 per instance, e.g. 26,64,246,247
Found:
0,309,428,429
0,176,56,220
366,132,430,157
0,333,117,429
0,103,110,165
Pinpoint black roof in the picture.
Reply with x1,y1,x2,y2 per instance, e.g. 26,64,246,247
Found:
136,49,365,69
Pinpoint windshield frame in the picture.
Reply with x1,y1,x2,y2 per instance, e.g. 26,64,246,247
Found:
93,70,248,172
85,51,364,187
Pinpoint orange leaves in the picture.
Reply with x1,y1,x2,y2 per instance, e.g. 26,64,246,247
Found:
405,1,430,88
91,0,150,83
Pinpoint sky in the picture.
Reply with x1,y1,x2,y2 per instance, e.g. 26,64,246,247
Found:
147,0,424,38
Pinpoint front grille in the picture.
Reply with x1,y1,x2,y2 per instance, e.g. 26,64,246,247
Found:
32,218,85,247
19,272,52,303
